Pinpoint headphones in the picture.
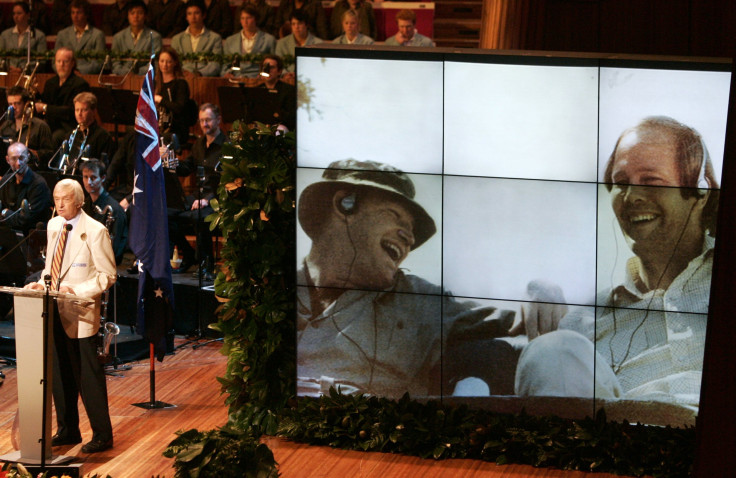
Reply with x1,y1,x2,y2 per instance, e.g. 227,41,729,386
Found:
695,138,709,195
338,193,357,215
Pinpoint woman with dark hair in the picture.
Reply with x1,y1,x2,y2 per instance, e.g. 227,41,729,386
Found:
154,46,194,148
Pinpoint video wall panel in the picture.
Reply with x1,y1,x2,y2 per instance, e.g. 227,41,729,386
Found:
295,47,731,427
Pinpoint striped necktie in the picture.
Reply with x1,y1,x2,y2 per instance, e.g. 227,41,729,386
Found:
50,223,70,291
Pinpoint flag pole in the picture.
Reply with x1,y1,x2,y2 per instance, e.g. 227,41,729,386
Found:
133,343,173,409
132,39,175,410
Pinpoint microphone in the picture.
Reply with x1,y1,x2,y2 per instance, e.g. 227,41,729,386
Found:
98,55,110,82
65,223,73,232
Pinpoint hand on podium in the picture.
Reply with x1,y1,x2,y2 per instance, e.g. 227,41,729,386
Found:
24,282,44,291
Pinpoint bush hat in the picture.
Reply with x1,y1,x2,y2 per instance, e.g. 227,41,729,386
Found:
298,159,437,249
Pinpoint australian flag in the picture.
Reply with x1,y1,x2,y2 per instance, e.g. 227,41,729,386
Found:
129,58,174,361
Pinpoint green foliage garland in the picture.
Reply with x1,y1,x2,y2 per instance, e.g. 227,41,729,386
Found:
163,428,278,478
0,50,294,68
278,389,696,478
206,122,297,436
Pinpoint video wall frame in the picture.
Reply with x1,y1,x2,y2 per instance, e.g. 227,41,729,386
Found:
294,45,732,427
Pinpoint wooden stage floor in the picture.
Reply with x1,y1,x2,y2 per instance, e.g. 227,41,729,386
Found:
0,339,631,478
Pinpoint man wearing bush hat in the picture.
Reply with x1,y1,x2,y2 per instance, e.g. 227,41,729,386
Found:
296,159,564,399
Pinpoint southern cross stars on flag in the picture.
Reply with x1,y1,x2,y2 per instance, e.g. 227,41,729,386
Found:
129,54,174,361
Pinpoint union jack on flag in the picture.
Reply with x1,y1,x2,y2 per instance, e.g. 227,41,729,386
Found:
130,57,174,361
134,62,162,171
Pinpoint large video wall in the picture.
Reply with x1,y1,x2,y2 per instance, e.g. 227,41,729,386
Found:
294,46,731,426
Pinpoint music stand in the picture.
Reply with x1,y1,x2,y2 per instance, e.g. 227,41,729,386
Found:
0,226,28,286
217,86,248,124
91,87,138,144
243,87,282,125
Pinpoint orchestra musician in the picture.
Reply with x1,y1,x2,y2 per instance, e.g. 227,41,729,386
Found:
62,92,116,171
154,46,194,149
0,86,54,167
81,159,128,264
0,142,52,235
35,47,91,147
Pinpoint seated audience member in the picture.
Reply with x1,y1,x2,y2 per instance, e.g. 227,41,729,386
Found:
254,55,296,131
2,0,49,35
171,103,226,275
222,5,276,78
171,1,224,77
0,142,52,235
35,48,90,147
81,159,128,264
154,46,194,148
111,0,163,76
332,10,374,45
235,0,276,37
63,92,116,169
50,0,72,35
0,2,48,72
0,86,54,167
147,0,186,38
102,0,130,37
275,11,323,71
274,0,328,40
204,0,233,38
54,0,107,75
385,9,435,47
330,0,375,40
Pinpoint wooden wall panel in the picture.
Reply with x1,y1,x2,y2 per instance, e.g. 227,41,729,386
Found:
481,0,736,58
598,0,690,55
542,0,599,52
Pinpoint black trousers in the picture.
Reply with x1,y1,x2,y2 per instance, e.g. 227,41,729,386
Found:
52,306,113,442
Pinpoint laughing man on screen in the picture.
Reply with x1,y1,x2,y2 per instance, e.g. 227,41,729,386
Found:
297,159,566,398
515,116,718,411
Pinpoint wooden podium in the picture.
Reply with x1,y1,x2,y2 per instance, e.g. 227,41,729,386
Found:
0,286,92,465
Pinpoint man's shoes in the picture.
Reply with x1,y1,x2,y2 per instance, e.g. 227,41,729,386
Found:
51,433,82,447
81,438,113,453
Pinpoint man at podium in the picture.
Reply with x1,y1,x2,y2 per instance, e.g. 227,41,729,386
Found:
25,179,117,454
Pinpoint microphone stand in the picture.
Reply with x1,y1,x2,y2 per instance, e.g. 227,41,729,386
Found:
177,169,207,349
192,169,221,350
40,274,52,471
